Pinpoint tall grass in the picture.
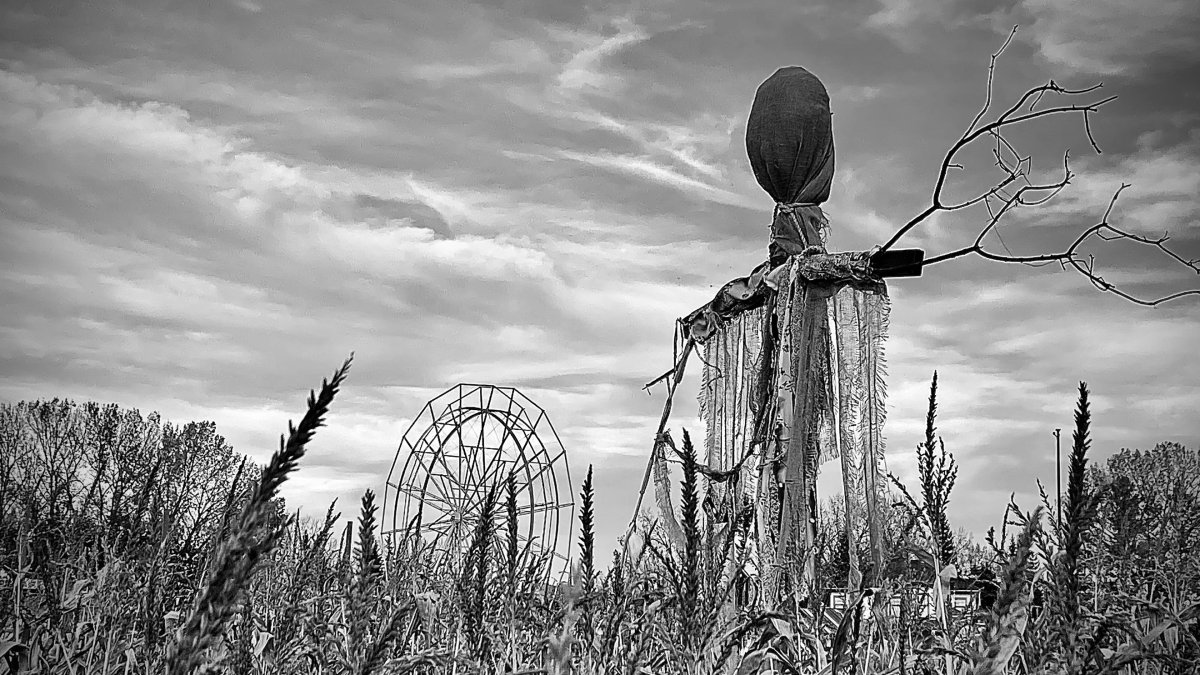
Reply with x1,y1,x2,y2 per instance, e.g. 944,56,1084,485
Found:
166,355,353,675
916,372,958,569
2,367,1196,674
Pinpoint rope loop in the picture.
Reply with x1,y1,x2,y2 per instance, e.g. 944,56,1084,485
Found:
774,201,819,216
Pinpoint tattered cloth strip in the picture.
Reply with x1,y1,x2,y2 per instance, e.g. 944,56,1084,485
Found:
830,286,891,588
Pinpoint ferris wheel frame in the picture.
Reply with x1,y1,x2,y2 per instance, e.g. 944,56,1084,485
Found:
382,384,575,573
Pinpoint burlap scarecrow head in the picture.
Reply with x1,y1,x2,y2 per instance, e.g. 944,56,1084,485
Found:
745,66,835,263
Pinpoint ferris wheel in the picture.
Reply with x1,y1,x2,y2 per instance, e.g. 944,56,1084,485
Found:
383,384,574,570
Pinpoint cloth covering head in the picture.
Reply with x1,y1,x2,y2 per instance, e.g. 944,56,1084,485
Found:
745,66,835,263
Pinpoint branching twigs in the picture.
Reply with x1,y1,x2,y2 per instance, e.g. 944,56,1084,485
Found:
922,185,1200,306
878,26,1115,252
878,26,1199,306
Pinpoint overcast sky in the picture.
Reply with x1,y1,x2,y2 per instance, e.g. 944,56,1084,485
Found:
2,0,1198,556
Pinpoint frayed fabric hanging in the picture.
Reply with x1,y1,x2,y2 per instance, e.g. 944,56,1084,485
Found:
700,306,765,522
831,285,891,587
688,231,893,600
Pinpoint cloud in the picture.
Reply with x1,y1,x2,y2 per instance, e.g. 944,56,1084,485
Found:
832,84,886,103
1027,146,1200,238
1020,0,1200,75
406,38,552,83
1,71,566,379
556,149,755,208
231,1,263,14
878,287,1200,531
555,16,650,93
866,0,1013,50
571,110,736,182
0,60,706,468
866,0,1200,79
868,0,963,31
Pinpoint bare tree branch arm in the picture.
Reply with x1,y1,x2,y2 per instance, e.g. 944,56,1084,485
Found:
920,185,1200,306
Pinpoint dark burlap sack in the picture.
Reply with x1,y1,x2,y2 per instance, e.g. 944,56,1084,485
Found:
745,67,835,262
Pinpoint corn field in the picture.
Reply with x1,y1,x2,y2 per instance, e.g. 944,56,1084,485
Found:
2,356,1197,674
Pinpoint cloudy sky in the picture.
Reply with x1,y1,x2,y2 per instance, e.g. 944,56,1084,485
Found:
2,0,1198,555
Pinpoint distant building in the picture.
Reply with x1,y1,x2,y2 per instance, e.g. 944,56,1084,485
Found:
824,583,983,620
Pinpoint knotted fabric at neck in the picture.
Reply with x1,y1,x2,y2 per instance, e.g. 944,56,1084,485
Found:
772,202,828,265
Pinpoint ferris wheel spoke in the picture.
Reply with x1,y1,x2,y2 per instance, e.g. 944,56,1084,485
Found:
420,510,467,532
403,450,459,506
413,464,464,511
417,428,462,496
400,444,441,485
423,515,467,539
442,409,481,474
430,426,465,490
392,481,456,513
477,446,521,492
485,441,541,493
518,449,566,493
483,410,541,488
398,461,445,509
454,419,475,495
461,412,486,490
439,466,470,495
474,397,520,487
437,409,485,488
512,500,573,517
468,436,510,491
480,389,496,458
426,405,466,488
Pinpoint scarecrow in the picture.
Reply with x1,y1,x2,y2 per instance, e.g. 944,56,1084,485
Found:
685,66,915,602
625,67,915,606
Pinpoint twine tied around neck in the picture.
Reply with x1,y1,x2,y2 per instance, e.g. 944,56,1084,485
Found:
774,202,820,215
771,202,828,264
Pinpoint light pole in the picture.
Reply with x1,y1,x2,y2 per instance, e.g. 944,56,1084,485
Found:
1054,428,1062,527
